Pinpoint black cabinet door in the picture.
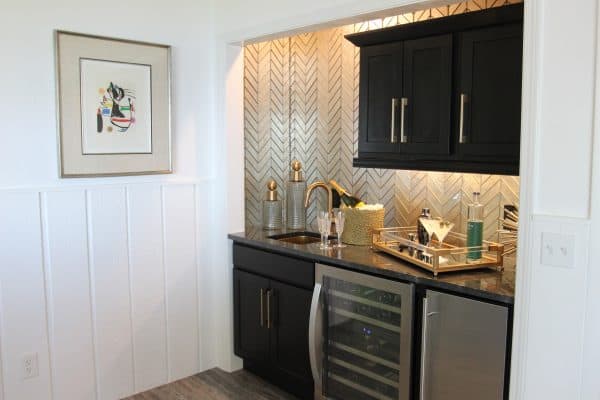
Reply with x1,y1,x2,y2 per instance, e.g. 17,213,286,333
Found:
269,280,313,385
457,23,523,161
401,34,452,155
358,42,403,154
233,269,270,361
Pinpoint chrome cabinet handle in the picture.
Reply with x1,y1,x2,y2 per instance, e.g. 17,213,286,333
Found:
400,97,408,143
260,288,265,328
309,283,323,385
420,298,429,400
267,290,273,329
459,93,469,144
390,98,399,143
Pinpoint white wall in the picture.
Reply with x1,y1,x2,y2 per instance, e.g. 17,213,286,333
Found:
0,1,219,399
216,0,600,399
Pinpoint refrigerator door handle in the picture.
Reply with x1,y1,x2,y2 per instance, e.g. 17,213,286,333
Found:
420,297,430,400
309,282,323,385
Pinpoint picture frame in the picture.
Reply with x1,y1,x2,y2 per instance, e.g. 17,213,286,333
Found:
55,30,172,177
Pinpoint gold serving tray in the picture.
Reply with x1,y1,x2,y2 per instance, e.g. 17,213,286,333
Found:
372,227,504,276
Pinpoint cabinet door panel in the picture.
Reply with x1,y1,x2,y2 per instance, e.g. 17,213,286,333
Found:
402,34,452,155
458,23,523,160
269,280,313,384
233,269,270,361
358,43,403,153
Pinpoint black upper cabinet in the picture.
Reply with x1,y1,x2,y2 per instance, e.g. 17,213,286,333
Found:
347,4,523,175
359,43,402,153
359,37,452,156
402,34,452,155
457,23,523,161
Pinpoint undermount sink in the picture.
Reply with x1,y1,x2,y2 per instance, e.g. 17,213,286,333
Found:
268,231,323,245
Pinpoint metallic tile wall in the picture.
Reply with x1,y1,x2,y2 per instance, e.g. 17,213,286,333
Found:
244,0,522,242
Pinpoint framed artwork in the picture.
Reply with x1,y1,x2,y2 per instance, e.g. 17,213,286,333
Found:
55,31,172,177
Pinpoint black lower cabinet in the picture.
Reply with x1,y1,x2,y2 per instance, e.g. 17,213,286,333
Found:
269,280,313,386
234,270,270,361
233,245,314,399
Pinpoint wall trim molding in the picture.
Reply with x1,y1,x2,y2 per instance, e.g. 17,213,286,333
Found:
508,0,541,398
0,178,213,194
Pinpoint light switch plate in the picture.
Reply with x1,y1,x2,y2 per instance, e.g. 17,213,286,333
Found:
541,232,575,268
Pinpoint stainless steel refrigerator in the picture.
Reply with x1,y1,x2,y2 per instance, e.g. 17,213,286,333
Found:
419,290,508,400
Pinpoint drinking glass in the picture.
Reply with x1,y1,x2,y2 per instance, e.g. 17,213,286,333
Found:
333,209,346,248
419,217,455,247
317,211,332,250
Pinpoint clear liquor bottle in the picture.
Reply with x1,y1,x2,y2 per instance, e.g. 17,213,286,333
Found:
466,192,484,261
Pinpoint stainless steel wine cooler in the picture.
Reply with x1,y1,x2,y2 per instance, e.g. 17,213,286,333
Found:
309,264,414,400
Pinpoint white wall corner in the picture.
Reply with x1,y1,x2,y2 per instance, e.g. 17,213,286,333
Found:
581,1,600,396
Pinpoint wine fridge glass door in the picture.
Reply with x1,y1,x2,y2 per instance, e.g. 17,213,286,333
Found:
313,264,413,400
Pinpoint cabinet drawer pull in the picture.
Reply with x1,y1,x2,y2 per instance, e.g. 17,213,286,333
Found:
400,97,408,143
390,98,399,143
266,290,273,329
260,288,265,328
459,93,469,144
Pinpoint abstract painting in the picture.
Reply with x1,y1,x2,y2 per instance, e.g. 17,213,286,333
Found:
55,31,171,177
79,58,152,155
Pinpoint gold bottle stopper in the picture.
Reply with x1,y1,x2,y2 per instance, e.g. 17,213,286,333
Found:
290,160,304,182
266,180,279,201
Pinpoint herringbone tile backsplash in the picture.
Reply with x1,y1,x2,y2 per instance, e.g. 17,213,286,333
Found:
244,0,521,242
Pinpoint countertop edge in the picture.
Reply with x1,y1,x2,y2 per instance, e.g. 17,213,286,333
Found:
228,232,514,305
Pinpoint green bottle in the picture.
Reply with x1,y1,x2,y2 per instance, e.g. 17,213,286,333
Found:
466,192,483,261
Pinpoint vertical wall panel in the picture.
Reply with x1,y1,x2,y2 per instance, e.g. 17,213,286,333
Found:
0,182,206,400
43,190,96,400
127,185,168,393
162,185,199,380
0,192,52,400
87,188,134,400
196,182,215,370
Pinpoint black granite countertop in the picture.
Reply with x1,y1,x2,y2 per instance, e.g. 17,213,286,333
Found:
229,227,515,305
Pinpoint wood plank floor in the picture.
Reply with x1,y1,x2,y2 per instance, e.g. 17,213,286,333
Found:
122,368,299,400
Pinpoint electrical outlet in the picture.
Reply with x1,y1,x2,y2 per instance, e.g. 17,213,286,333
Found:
23,353,38,379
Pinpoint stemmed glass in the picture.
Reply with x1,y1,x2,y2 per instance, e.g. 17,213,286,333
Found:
333,209,346,248
419,217,455,247
317,211,332,250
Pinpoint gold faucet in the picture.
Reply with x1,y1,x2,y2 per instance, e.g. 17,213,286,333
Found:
304,181,333,215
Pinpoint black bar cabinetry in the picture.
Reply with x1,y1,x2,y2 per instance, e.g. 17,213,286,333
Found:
347,4,523,175
233,244,314,399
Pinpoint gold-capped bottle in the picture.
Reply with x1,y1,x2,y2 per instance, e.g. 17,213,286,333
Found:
329,180,365,208
262,180,282,230
286,160,306,230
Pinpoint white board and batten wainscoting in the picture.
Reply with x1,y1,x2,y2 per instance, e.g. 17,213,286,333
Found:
0,181,214,400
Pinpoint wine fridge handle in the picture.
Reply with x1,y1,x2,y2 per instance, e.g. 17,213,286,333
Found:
420,297,429,400
309,282,323,385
